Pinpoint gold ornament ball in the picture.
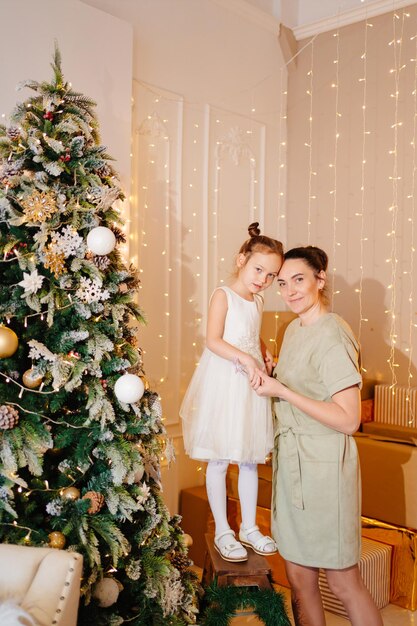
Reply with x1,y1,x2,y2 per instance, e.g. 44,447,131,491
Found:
62,487,80,501
22,368,43,389
0,326,19,359
183,533,193,548
48,531,66,549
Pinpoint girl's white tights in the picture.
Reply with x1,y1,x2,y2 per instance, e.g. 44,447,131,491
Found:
206,460,261,540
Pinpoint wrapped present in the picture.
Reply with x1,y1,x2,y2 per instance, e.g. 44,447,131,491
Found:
362,516,417,610
227,463,272,510
374,384,417,427
354,432,417,529
360,398,374,423
362,421,417,444
319,537,391,617
179,485,214,567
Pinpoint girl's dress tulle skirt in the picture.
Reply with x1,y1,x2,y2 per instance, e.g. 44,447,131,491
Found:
180,348,274,463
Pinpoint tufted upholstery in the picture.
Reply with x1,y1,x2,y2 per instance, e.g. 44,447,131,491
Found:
0,544,83,626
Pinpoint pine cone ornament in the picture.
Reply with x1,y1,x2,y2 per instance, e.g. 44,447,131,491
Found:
83,490,105,514
91,254,111,271
95,163,111,178
170,551,192,572
0,405,19,430
6,126,21,141
111,227,127,244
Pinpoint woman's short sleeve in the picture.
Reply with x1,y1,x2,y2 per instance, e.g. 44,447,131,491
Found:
318,339,362,397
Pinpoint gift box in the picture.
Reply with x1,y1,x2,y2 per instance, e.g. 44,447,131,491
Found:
360,398,374,423
374,384,417,427
319,537,391,618
354,432,417,529
362,516,417,610
179,485,214,567
226,463,272,510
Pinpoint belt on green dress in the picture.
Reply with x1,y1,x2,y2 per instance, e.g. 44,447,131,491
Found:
277,426,339,511
277,426,305,510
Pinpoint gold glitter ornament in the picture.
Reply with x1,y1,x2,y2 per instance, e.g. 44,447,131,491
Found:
48,531,66,549
20,190,57,223
0,326,19,358
22,368,43,389
61,486,80,501
43,245,65,278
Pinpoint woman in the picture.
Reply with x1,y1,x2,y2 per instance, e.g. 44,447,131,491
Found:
252,246,382,626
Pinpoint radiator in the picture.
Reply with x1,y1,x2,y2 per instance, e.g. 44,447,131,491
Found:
374,384,417,427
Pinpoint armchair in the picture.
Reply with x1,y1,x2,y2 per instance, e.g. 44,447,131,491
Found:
0,544,83,626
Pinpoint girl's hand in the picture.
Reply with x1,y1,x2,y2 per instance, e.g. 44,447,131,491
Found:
238,354,263,382
263,349,274,375
251,370,287,398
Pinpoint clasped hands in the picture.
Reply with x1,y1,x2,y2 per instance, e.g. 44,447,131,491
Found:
235,351,285,398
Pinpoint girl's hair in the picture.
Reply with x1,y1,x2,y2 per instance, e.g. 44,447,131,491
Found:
284,246,329,302
238,222,283,262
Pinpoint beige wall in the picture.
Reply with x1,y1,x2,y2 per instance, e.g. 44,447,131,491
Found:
81,0,287,512
0,0,132,195
287,4,417,388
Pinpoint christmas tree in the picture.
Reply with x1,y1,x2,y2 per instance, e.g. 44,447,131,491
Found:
0,46,199,625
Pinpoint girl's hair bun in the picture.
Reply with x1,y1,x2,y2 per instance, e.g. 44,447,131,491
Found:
248,222,261,237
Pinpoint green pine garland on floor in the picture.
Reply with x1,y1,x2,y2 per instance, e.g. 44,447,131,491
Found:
199,580,291,626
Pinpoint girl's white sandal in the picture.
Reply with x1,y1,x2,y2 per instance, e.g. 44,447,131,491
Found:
214,529,248,562
239,524,278,555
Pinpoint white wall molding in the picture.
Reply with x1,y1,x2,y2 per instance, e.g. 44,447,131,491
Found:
293,0,414,40
209,0,280,34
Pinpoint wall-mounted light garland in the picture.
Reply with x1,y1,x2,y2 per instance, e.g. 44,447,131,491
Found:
306,38,315,244
136,107,171,385
330,29,341,308
386,10,407,388
356,18,373,373
406,24,417,421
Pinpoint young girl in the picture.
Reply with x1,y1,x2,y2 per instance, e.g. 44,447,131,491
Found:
180,223,283,562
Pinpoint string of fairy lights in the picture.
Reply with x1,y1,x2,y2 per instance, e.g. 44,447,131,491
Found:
134,106,171,385
406,22,417,422
357,17,372,356
386,10,407,388
306,38,315,244
330,29,341,308
127,4,417,424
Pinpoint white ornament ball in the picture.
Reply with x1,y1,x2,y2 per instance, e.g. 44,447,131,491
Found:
87,226,116,256
92,577,120,608
114,373,145,404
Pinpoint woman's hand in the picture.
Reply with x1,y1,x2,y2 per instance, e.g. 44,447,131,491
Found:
251,370,287,397
263,349,274,375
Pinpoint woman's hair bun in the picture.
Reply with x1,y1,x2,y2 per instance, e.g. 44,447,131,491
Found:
306,246,328,272
248,222,261,237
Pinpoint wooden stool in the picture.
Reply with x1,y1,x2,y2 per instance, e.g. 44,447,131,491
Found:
202,534,273,589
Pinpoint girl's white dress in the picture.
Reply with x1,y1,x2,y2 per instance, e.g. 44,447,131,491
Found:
180,286,274,463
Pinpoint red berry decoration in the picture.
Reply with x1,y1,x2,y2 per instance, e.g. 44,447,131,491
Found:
43,111,54,120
